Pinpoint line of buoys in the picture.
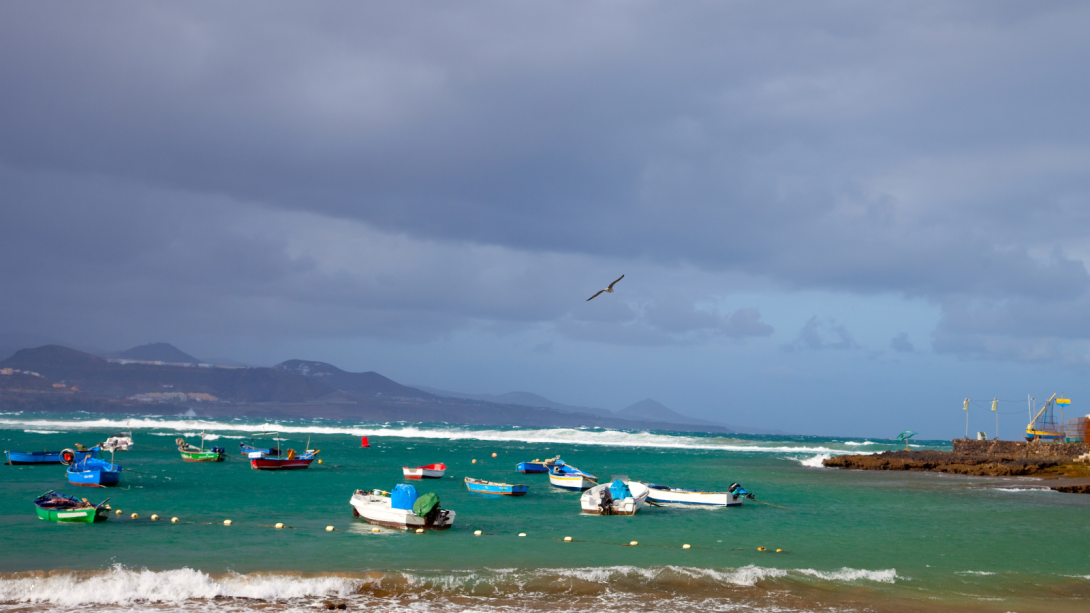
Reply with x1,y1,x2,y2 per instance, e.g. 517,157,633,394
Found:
130,513,138,519
776,548,783,552
372,527,380,533
518,532,526,537
326,526,335,531
115,509,123,515
150,514,159,521
563,536,572,541
683,544,691,549
223,519,232,525
629,541,638,546
474,530,482,535
171,517,179,523
757,546,766,551
275,523,284,529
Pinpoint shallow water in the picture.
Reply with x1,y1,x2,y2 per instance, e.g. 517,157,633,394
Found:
1,412,1088,612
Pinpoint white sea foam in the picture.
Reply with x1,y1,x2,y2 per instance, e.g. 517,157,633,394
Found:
991,487,1053,493
843,441,878,446
795,568,899,583
795,453,833,468
22,429,61,434
956,571,996,576
0,417,862,454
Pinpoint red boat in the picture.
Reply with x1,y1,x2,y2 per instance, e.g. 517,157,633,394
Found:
250,448,318,471
403,463,446,479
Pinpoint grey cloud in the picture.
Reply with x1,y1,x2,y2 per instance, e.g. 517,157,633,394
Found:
2,2,1090,363
786,317,858,351
890,333,914,353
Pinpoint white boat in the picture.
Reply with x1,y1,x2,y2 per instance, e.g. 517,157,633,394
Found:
580,477,649,515
402,463,446,479
349,487,455,530
640,482,753,507
101,431,133,452
548,460,597,491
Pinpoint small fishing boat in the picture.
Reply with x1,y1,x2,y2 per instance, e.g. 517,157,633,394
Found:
66,456,122,487
349,484,455,530
548,460,597,491
464,477,529,496
516,455,561,473
5,447,99,465
580,477,649,515
100,432,133,452
176,433,226,462
639,482,754,507
34,491,110,523
250,448,318,470
403,463,446,479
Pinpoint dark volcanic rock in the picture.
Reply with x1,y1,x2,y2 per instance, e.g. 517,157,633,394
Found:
822,450,1066,476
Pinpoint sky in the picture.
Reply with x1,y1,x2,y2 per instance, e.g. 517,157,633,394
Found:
2,1,1090,438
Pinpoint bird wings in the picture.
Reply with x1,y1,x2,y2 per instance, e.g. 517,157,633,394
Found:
607,275,624,290
587,275,624,301
586,290,606,301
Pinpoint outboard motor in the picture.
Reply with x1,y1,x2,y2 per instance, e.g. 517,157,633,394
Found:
598,487,614,515
729,483,755,501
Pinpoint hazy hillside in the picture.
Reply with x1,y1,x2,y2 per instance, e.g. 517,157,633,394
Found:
113,342,201,364
414,386,614,417
274,360,435,400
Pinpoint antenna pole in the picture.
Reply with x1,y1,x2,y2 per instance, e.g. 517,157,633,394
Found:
964,398,969,439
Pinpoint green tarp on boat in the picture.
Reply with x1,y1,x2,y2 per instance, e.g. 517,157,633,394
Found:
413,492,440,517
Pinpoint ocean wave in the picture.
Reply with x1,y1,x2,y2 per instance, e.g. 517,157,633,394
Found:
991,487,1054,493
956,571,996,576
22,429,61,434
793,453,832,468
0,564,906,607
842,441,877,446
0,417,862,454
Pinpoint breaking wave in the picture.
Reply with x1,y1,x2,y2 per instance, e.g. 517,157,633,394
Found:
22,429,61,434
0,564,903,611
0,417,875,454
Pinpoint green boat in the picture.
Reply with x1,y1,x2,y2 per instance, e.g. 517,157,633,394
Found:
34,491,110,523
177,433,226,462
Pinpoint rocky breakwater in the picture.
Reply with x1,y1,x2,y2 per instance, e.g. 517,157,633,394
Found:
823,439,1090,492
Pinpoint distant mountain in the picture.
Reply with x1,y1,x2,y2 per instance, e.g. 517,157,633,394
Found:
274,360,435,400
114,342,201,364
616,398,721,427
414,386,614,417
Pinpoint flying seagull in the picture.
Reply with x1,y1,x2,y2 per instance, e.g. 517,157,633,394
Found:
587,275,625,301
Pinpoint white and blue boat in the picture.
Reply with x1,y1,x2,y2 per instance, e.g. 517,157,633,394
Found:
5,447,98,465
639,482,754,507
580,477,649,515
548,461,597,491
465,477,529,496
516,455,560,473
66,456,122,487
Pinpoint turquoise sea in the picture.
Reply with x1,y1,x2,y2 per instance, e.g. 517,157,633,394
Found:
1,412,1089,612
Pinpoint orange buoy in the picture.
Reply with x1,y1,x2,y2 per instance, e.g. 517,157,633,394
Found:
361,437,369,448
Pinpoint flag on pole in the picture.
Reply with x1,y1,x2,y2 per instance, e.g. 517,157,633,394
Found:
991,399,997,411
964,399,969,411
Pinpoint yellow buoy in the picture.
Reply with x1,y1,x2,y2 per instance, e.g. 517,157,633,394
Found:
372,527,380,533
171,517,179,523
757,547,766,551
775,549,783,553
130,513,138,519
150,514,159,521
683,544,691,549
224,519,232,525
275,523,284,529
415,528,425,533
472,459,477,463
518,533,526,537
629,541,638,546
326,526,335,532
563,536,572,542
491,453,497,457
318,459,322,464
115,509,122,515
474,530,482,536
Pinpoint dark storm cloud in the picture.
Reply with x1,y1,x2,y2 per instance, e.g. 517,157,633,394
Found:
2,1,1090,362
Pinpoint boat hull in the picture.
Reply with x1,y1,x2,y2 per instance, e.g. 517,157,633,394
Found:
6,449,97,465
516,462,549,473
549,473,596,491
251,458,314,470
465,478,529,496
180,450,226,462
67,470,120,487
580,481,649,515
35,506,109,522
644,487,739,507
349,491,455,530
403,465,446,479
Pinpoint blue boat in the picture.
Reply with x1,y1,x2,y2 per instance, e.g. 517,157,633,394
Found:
5,447,99,465
66,457,122,487
548,461,597,491
465,477,529,496
516,455,560,473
